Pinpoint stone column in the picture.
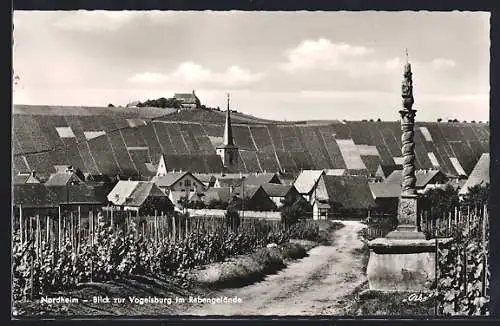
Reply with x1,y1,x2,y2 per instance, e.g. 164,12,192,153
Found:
366,56,439,292
386,61,425,240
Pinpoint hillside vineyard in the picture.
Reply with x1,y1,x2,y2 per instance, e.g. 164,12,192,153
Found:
13,105,489,178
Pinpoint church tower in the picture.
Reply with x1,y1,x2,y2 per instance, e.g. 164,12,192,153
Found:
216,94,239,170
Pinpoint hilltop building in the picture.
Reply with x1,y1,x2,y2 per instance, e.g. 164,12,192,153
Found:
174,90,201,109
216,94,239,171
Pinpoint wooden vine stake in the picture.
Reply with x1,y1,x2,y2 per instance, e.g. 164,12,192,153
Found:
482,204,488,297
35,214,40,261
58,205,62,250
46,216,50,244
154,210,158,244
77,206,81,254
172,215,176,242
19,205,23,246
70,211,74,253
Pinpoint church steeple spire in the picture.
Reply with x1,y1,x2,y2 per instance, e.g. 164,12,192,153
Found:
223,93,234,146
216,93,239,171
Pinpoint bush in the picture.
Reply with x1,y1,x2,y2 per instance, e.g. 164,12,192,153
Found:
287,221,320,242
225,208,240,231
280,197,312,228
420,185,459,221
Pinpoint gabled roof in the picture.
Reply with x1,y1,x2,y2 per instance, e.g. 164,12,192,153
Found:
379,165,401,178
107,180,140,205
202,187,233,204
459,153,489,195
294,170,325,194
368,182,401,199
44,172,83,187
193,173,216,184
385,169,445,188
108,181,168,207
232,185,262,199
13,173,41,185
50,182,109,204
261,183,294,197
151,171,190,188
319,175,375,210
13,184,60,207
244,173,281,186
14,183,108,207
174,93,198,100
217,177,243,188
127,182,167,207
169,190,204,206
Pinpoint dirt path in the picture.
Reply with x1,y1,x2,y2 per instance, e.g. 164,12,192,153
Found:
179,220,368,316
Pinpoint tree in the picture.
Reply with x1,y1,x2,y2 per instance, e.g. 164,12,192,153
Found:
206,199,228,209
280,197,312,228
137,97,182,109
462,183,489,207
437,118,443,122
420,184,460,220
107,103,115,107
225,206,240,231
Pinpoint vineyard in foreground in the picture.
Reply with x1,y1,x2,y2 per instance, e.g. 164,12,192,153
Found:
435,204,490,316
12,213,320,302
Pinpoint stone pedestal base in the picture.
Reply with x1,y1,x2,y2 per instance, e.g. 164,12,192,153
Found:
366,238,437,292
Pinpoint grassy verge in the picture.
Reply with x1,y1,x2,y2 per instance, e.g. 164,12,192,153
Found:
188,242,310,289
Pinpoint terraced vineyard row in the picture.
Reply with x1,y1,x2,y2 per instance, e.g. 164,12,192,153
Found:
13,108,489,176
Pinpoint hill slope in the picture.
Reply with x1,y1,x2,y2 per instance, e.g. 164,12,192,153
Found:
12,105,489,178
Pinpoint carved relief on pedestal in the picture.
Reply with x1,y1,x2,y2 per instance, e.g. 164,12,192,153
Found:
398,196,418,226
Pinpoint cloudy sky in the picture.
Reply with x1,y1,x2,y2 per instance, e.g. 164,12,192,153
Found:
13,11,490,121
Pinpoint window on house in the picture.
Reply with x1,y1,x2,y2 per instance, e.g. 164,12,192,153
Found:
185,179,191,187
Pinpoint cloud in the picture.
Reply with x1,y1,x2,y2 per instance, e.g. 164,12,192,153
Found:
52,10,137,32
281,38,373,72
430,58,457,70
281,38,458,79
50,10,183,33
128,62,264,87
280,38,407,77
